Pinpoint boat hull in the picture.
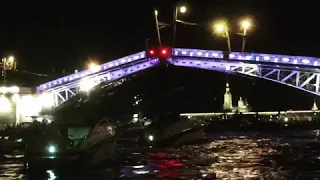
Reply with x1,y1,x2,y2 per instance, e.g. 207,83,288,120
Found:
155,127,206,147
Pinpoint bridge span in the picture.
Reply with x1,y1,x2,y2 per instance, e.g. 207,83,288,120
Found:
36,48,320,106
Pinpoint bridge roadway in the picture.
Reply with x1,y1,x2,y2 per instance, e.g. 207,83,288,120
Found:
36,48,320,106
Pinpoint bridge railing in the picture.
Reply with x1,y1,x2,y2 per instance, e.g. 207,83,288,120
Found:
37,48,320,93
36,51,146,93
173,48,320,68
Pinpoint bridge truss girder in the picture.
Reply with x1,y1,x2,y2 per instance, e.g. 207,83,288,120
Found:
47,59,159,106
170,58,320,96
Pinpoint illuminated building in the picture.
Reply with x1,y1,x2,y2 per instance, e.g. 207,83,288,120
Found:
223,83,233,111
0,86,54,125
237,97,251,113
222,82,251,113
312,100,318,111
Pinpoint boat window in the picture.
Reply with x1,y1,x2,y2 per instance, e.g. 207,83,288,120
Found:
96,117,110,127
68,127,91,140
179,116,189,122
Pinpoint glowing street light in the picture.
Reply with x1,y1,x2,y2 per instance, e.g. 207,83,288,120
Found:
213,21,231,52
240,19,251,32
215,24,225,33
87,61,100,72
239,18,252,52
88,62,98,69
179,6,187,14
154,5,195,47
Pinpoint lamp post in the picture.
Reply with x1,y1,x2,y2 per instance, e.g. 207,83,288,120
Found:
173,5,187,47
154,9,162,47
239,19,251,52
153,9,171,48
214,22,231,52
2,56,16,85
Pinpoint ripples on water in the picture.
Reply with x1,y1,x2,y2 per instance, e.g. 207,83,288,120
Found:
2,130,320,179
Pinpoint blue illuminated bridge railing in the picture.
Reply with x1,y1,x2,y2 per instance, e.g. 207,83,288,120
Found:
37,48,320,93
36,51,146,92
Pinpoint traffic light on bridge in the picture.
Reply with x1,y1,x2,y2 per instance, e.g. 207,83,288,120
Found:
147,47,172,59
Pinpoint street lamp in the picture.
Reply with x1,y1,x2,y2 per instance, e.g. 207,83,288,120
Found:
87,61,99,70
179,6,187,14
239,19,251,52
2,56,16,85
173,5,187,47
214,21,231,52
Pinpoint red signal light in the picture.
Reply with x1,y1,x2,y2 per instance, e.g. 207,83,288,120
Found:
146,47,171,59
149,50,155,55
161,49,167,55
147,49,157,57
160,47,171,58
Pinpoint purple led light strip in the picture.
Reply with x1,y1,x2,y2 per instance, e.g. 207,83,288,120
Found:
173,48,320,67
37,48,320,92
37,51,146,92
37,58,159,93
171,58,237,73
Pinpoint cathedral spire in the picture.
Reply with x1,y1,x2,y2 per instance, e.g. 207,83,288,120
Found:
312,99,318,111
226,82,230,92
223,82,233,111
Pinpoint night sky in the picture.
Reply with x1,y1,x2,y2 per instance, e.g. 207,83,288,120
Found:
0,1,319,111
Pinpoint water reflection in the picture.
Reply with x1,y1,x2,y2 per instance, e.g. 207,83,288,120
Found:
2,131,320,179
198,137,280,179
0,160,24,179
47,170,57,180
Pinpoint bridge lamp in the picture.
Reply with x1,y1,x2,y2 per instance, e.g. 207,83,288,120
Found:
214,23,225,33
213,21,231,52
79,78,95,93
239,19,252,52
87,61,100,71
179,6,187,14
240,19,251,33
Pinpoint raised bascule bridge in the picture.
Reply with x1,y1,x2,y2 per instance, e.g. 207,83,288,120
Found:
35,47,320,120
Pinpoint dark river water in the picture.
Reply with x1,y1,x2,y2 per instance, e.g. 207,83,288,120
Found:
2,130,320,179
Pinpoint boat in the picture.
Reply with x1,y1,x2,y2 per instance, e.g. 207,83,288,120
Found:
23,117,119,169
138,113,208,147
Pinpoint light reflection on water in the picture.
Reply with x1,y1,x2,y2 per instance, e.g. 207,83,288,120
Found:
1,130,320,179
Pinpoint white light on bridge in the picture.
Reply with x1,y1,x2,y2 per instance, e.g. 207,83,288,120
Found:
38,92,54,108
19,95,41,116
79,78,96,92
